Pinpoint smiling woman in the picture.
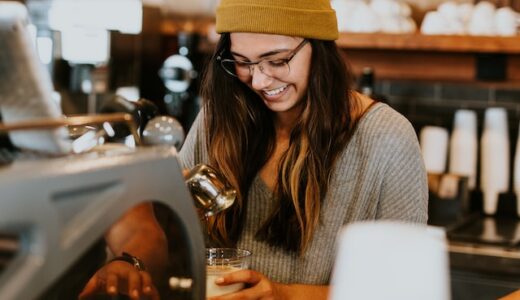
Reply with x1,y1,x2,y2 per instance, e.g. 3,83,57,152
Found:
178,0,428,299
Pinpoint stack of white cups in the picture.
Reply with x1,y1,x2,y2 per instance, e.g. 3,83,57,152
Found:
514,121,520,217
449,110,478,190
329,221,450,300
420,126,449,174
480,108,510,215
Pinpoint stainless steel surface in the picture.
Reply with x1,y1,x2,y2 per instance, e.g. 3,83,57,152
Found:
0,113,141,145
0,146,206,300
142,115,185,149
186,164,237,217
447,214,520,276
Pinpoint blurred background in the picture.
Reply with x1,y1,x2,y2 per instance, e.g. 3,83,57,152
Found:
3,0,520,299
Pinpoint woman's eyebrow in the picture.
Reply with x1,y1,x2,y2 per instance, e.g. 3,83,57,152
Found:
230,48,291,60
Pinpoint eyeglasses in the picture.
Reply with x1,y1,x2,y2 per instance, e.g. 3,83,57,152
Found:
217,39,309,79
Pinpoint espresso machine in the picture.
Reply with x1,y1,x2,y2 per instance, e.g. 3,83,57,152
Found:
0,145,206,300
0,1,229,298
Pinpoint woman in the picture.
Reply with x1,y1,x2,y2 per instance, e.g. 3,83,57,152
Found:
179,0,428,299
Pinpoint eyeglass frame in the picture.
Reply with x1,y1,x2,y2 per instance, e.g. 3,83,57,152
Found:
216,39,309,79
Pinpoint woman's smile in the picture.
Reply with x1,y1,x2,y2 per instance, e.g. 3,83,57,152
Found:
261,84,290,100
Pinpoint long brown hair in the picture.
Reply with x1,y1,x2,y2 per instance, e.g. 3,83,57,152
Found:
201,33,356,254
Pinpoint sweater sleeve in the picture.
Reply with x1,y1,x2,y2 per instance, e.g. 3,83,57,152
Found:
376,113,428,224
178,110,206,170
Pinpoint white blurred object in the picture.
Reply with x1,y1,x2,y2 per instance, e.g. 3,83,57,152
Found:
481,108,510,215
334,0,416,34
348,2,381,33
161,0,219,17
468,1,496,36
423,1,519,36
421,5,466,35
48,0,142,34
380,16,417,33
331,0,363,32
401,17,418,33
514,122,520,217
36,36,53,65
449,110,478,189
495,7,518,36
61,28,110,64
142,116,185,150
420,126,449,174
159,55,196,93
49,0,142,64
116,86,140,102
369,0,412,18
457,3,474,24
421,11,450,35
437,1,466,34
398,1,412,17
329,221,450,300
438,1,459,20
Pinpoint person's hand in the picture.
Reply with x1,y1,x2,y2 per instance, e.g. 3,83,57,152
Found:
208,269,284,300
78,260,159,300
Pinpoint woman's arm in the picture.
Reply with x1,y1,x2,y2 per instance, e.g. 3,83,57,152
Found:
104,202,168,281
79,203,167,299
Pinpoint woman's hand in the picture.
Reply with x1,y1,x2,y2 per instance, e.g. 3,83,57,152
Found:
78,260,159,300
208,269,285,300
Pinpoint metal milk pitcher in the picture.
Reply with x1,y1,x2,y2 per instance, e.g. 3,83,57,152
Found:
185,164,237,216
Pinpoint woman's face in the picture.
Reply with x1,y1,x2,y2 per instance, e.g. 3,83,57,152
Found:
229,33,312,116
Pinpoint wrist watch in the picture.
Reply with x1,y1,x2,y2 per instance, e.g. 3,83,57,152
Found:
110,252,146,271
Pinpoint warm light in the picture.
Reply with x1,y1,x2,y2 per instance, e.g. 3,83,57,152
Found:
116,86,140,102
48,0,142,34
61,28,110,64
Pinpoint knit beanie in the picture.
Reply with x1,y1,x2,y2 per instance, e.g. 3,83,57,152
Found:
216,0,339,41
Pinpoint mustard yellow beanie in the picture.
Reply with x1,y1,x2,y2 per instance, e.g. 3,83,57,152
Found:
216,0,339,41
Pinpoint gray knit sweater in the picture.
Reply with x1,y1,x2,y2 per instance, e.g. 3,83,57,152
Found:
178,103,428,285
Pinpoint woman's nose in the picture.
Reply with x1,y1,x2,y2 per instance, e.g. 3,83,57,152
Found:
251,64,273,90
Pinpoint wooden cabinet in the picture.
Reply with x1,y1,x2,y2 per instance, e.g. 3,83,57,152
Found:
337,33,520,85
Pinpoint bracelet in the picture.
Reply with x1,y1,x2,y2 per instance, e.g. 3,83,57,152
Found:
109,252,146,271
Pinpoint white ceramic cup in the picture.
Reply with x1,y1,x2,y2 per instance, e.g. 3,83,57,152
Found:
449,109,478,189
514,121,520,217
206,248,252,298
495,7,518,36
329,221,450,300
420,126,449,174
468,1,496,36
421,11,446,35
481,107,510,215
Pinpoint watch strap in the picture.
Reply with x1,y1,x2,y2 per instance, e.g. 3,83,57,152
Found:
109,252,146,271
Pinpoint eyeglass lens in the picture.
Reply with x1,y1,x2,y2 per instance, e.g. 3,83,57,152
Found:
220,39,307,79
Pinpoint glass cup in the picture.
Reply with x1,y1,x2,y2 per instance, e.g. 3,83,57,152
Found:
206,248,252,298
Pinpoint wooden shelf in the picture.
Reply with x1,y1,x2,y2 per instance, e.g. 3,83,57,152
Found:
335,33,520,84
336,33,520,54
